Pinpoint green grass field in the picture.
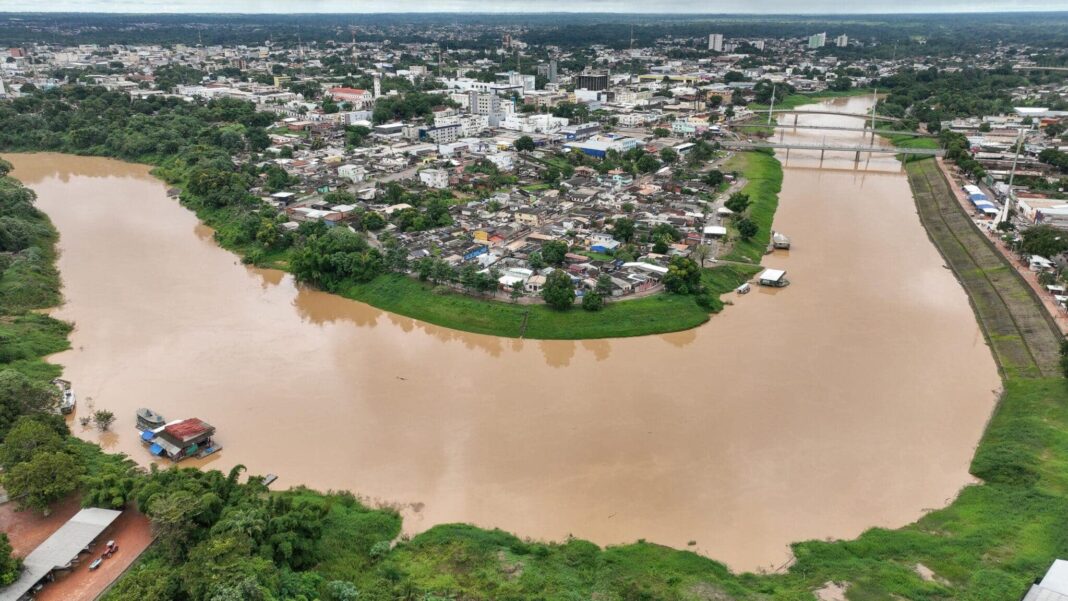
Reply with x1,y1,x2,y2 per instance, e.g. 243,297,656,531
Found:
720,151,784,264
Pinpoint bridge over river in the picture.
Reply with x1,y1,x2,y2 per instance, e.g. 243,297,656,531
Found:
720,140,945,162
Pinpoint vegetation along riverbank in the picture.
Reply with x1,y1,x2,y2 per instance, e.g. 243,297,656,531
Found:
2,144,1068,599
2,96,1068,597
0,87,779,340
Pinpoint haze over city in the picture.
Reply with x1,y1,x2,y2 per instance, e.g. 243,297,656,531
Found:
0,0,1064,13
0,6,1067,601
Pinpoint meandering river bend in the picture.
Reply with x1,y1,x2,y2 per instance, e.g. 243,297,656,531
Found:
6,96,1000,572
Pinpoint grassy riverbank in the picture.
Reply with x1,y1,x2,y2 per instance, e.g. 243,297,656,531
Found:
338,264,760,339
720,150,783,263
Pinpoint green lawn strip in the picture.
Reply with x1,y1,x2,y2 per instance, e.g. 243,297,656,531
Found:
720,150,783,264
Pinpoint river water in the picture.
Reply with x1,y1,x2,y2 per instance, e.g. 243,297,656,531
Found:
5,96,1001,572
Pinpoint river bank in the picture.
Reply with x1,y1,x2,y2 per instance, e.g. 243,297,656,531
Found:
3,94,1005,574
2,96,1058,598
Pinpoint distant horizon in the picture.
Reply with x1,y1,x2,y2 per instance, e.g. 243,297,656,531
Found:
1,1,1064,15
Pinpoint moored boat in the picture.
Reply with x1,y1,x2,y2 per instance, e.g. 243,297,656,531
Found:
53,378,76,414
135,408,166,431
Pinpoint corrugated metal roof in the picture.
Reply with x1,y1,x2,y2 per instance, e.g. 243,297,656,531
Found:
0,508,121,601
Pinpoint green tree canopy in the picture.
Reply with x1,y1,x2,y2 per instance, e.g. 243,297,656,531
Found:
541,270,575,310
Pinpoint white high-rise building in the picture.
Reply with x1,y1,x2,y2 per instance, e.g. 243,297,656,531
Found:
835,34,849,48
808,32,827,49
708,33,724,52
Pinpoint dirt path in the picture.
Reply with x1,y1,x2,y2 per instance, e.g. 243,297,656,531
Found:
907,158,1063,378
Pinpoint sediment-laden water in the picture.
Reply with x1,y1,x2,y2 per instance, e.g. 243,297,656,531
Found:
6,96,1000,572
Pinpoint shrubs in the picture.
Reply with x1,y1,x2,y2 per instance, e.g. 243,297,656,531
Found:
971,441,1040,487
582,291,604,311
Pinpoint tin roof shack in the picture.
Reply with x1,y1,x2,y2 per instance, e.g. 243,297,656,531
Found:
145,418,220,462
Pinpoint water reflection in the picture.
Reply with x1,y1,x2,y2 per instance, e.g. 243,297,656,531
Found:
3,99,1002,571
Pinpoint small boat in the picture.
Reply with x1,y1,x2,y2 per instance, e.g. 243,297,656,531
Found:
735,282,751,295
771,231,791,250
53,379,76,414
136,408,166,431
263,474,279,487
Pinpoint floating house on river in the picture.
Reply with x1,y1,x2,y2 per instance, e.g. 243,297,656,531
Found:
758,269,789,287
141,418,221,462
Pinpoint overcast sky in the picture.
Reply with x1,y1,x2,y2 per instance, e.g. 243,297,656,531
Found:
0,0,1063,13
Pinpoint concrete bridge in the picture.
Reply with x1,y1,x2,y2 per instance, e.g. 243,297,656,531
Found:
721,140,944,162
749,109,904,124
1013,65,1068,72
731,122,936,139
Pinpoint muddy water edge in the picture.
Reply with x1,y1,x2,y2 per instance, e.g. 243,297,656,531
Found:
4,96,1001,573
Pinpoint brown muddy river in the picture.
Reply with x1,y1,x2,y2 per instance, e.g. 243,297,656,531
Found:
6,96,1001,572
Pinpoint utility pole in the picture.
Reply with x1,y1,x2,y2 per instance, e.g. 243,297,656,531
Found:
870,87,878,133
767,85,776,126
1003,124,1030,225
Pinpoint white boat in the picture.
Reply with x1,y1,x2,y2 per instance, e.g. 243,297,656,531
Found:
53,378,76,414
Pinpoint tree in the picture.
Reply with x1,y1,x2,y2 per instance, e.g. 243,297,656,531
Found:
541,270,575,310
148,490,203,560
830,76,853,92
704,170,725,188
510,284,523,303
3,451,83,514
636,154,661,173
0,369,58,437
514,136,536,152
659,148,679,164
541,240,568,266
0,534,19,587
612,217,636,243
691,244,712,268
653,127,670,138
653,236,670,254
663,256,702,295
725,192,751,214
582,291,604,311
325,580,361,601
596,274,614,297
736,217,759,241
0,417,64,471
1020,224,1068,258
93,410,116,431
528,251,546,270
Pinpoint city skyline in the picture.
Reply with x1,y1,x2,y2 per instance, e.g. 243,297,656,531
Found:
1,0,1065,13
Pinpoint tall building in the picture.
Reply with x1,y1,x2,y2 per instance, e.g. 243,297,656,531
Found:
752,40,766,50
708,33,724,52
808,32,827,49
576,71,609,91
835,34,849,48
548,58,558,83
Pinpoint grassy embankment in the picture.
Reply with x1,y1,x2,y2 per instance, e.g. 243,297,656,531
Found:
719,150,783,264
